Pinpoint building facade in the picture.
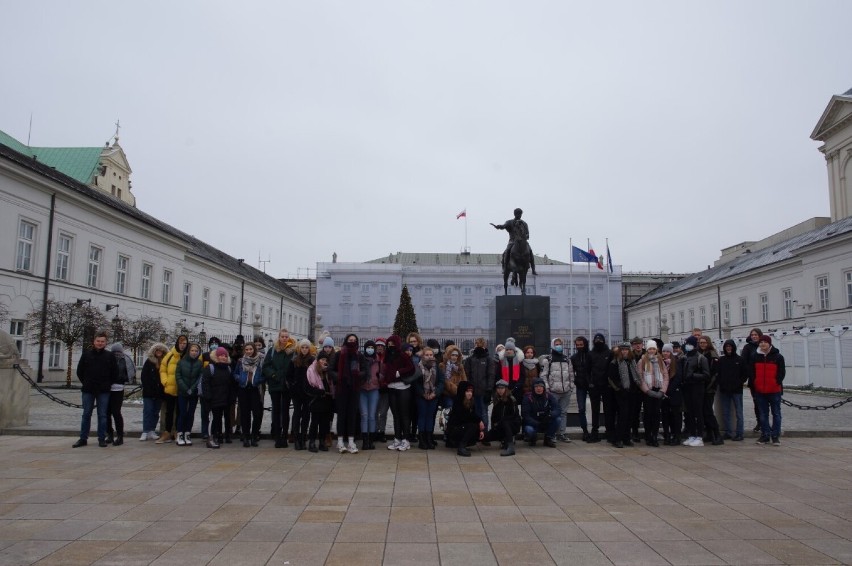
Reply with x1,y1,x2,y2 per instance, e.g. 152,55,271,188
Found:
0,130,311,375
316,252,623,352
626,86,852,389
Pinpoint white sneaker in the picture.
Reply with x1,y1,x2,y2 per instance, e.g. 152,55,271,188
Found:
387,439,401,450
338,442,348,454
682,437,694,446
399,439,411,451
347,441,359,454
184,434,192,446
176,433,186,446
148,431,160,441
140,432,148,441
688,437,704,447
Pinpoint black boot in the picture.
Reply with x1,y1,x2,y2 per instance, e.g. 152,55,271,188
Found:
418,433,428,450
457,445,471,457
712,430,725,446
427,432,437,449
308,439,318,453
113,434,123,446
362,433,370,451
589,430,601,443
106,432,114,445
500,441,516,456
582,431,591,442
275,436,285,448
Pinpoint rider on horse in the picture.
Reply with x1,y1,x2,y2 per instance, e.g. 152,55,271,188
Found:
492,208,537,276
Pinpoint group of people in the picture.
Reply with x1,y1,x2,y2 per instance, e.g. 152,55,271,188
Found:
72,325,785,454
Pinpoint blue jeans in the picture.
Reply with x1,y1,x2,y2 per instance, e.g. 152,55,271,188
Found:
143,397,161,432
177,395,198,434
754,392,782,439
360,389,379,433
524,415,561,440
718,391,744,437
474,394,489,432
80,391,110,441
416,396,438,434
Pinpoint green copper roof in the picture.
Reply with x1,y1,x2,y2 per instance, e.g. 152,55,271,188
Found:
0,129,102,185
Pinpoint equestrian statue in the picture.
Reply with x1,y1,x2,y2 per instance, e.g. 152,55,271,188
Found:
491,208,537,295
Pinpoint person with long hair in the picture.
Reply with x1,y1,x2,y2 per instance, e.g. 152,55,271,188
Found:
373,338,390,443
698,335,723,445
463,337,496,440
157,334,188,444
540,337,574,443
202,347,233,449
175,343,203,446
606,343,637,448
306,351,334,452
447,382,484,456
287,339,315,450
333,333,367,454
106,343,134,446
412,346,445,450
140,343,168,441
360,340,381,450
636,340,669,447
234,342,265,447
660,343,682,445
406,332,423,442
384,334,416,451
263,329,297,448
520,345,540,401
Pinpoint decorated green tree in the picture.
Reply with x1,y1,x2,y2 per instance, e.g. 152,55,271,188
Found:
393,284,419,338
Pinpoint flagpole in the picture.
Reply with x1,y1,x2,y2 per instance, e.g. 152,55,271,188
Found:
606,237,612,342
464,209,468,252
569,238,574,342
587,238,592,337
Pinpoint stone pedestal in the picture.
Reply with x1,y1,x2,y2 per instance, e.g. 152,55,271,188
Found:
490,295,551,358
0,331,30,428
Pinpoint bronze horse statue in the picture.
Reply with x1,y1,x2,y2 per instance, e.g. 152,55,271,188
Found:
502,237,531,295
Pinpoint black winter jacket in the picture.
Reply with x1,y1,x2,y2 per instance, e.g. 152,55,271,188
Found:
678,351,709,385
588,344,612,389
202,362,232,409
570,340,591,389
76,347,118,394
464,348,496,394
717,340,747,394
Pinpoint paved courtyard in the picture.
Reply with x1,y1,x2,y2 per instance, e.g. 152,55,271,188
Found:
0,433,851,565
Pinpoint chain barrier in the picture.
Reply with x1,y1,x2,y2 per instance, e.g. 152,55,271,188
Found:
14,364,142,409
781,396,852,410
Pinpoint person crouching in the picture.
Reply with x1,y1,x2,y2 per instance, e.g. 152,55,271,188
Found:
487,380,521,456
446,382,484,457
522,378,561,447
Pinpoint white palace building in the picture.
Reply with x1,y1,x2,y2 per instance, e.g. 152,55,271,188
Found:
316,252,624,353
0,128,311,375
625,86,852,390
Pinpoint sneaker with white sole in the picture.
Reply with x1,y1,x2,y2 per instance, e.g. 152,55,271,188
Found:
682,437,694,446
347,441,359,454
398,439,411,451
148,431,160,441
140,432,148,441
176,433,186,446
688,437,704,447
387,439,401,450
338,443,348,454
184,434,192,446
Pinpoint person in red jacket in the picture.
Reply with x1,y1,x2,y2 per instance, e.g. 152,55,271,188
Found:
751,335,785,446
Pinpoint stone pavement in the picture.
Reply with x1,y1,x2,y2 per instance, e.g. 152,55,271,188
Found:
1,434,851,565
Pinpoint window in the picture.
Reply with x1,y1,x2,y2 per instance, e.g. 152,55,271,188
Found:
202,288,210,316
424,287,432,295
359,306,369,326
442,309,452,328
87,246,102,288
159,270,172,303
230,296,236,321
633,321,638,337
723,301,730,326
379,306,389,326
423,309,432,327
688,309,695,330
115,255,129,294
343,283,351,292
484,287,492,296
48,341,62,369
740,298,748,325
711,304,718,328
361,284,370,294
341,306,351,326
444,286,452,295
463,309,472,327
699,307,706,330
783,289,793,319
380,283,389,293
760,293,768,323
260,305,265,326
463,287,472,295
670,313,675,331
818,276,830,310
55,233,72,281
141,263,152,300
251,302,256,320
183,282,192,312
16,220,36,272
218,293,225,318
679,311,684,333
10,321,25,357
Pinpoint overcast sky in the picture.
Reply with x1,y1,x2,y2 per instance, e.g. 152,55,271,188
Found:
1,1,849,277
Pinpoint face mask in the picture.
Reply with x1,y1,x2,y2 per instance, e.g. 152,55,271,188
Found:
365,347,375,355
210,344,218,352
684,344,694,353
498,351,505,360
553,345,563,353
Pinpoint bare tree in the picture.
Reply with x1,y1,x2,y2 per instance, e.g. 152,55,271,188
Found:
120,315,166,382
27,300,108,387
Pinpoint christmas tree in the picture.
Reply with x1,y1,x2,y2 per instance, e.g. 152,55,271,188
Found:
393,284,419,338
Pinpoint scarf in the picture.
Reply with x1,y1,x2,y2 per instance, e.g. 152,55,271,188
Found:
522,358,538,371
307,361,332,394
616,359,633,389
241,352,261,385
640,354,666,389
420,361,437,396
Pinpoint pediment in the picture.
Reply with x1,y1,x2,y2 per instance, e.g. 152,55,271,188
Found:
811,95,852,141
99,143,132,173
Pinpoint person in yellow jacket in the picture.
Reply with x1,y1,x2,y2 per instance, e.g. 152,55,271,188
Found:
156,334,187,444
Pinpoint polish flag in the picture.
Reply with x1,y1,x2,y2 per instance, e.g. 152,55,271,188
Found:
456,209,467,219
589,245,604,270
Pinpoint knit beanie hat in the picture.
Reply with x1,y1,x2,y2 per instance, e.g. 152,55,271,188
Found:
684,336,699,347
662,343,674,353
375,338,387,347
759,335,772,345
645,340,658,351
322,336,335,348
504,338,517,352
215,347,229,358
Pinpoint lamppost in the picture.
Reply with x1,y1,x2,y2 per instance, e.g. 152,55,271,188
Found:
106,304,121,342
237,259,245,337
